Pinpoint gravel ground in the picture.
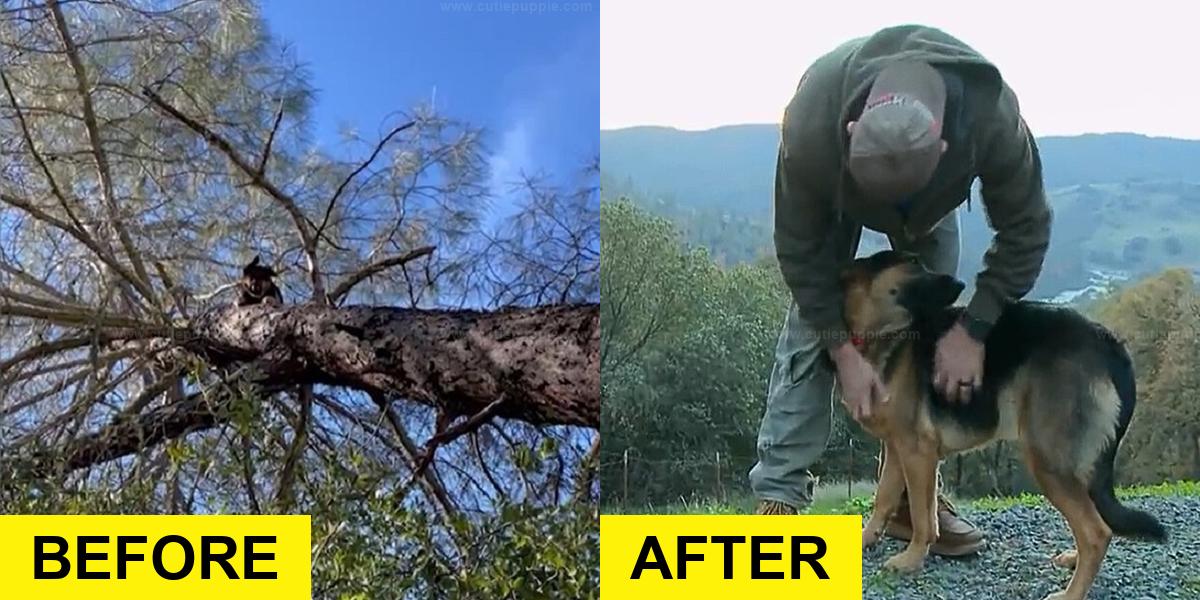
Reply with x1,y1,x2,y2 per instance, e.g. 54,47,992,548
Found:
863,496,1200,599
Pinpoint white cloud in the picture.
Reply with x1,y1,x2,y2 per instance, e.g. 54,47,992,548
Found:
488,118,535,205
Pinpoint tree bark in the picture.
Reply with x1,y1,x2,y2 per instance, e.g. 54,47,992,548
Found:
189,302,599,427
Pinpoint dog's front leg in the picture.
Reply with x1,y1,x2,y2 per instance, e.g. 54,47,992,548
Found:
863,441,904,550
882,438,939,575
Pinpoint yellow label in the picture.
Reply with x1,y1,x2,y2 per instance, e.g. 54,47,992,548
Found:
600,514,861,598
0,515,311,599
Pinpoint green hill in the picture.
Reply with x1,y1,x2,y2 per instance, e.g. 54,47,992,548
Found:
600,128,1200,300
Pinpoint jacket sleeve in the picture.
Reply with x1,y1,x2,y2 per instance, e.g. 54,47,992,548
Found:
774,134,848,350
967,85,1053,333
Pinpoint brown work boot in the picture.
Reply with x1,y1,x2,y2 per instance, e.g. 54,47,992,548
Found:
755,499,798,515
885,494,986,557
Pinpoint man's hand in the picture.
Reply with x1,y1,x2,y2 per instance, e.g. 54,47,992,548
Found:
933,322,985,403
831,341,889,420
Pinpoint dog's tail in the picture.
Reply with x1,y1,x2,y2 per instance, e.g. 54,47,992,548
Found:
1088,339,1167,542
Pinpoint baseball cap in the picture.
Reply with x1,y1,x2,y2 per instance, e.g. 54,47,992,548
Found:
847,61,947,202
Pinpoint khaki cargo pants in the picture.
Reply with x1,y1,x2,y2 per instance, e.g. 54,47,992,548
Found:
749,210,961,508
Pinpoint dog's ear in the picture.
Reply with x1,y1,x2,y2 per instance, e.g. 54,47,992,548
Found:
243,255,261,276
902,273,965,312
924,274,966,307
243,255,279,278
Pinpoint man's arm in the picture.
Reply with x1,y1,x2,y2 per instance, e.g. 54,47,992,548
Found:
773,139,846,351
776,141,890,418
965,84,1053,339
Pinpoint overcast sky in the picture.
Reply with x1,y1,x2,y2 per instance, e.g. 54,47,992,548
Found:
601,0,1197,138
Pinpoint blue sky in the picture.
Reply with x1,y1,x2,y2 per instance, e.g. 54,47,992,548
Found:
260,0,599,198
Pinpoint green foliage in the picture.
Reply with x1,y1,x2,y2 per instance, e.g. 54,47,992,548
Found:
840,494,874,516
604,487,874,517
600,171,774,266
1092,269,1200,484
310,499,597,599
601,198,787,504
1118,479,1200,498
444,504,599,599
1185,576,1200,594
968,480,1200,511
971,492,1047,511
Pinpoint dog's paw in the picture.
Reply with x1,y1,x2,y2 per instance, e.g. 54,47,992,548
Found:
862,528,881,550
1050,549,1077,570
1040,591,1069,600
881,551,925,575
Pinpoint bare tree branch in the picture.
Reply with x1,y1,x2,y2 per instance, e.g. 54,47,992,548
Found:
329,245,435,303
404,392,508,492
194,281,241,302
313,121,416,246
367,391,460,518
0,300,163,332
0,335,101,378
257,97,284,176
0,260,76,305
238,431,263,514
274,384,311,512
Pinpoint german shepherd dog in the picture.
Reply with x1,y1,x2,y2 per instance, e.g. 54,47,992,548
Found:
844,250,1166,600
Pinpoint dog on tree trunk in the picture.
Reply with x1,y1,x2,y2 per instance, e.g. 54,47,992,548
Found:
843,250,1165,600
237,255,282,307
